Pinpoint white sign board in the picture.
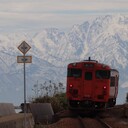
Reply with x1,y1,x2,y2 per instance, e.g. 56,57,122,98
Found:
17,56,32,63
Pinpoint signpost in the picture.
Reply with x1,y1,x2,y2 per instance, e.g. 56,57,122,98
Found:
17,41,32,128
18,41,31,54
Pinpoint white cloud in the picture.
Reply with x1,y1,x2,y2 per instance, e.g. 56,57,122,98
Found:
0,0,127,32
0,0,128,12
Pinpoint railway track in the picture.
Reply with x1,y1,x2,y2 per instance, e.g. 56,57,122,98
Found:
38,115,128,128
77,116,85,128
40,106,128,128
77,116,112,128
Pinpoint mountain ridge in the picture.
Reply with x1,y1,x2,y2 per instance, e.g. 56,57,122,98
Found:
0,14,128,105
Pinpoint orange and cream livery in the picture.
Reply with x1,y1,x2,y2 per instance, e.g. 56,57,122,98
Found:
66,57,119,109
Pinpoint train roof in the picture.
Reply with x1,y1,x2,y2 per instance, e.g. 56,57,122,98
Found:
82,57,98,63
111,69,119,73
68,57,111,69
69,57,98,65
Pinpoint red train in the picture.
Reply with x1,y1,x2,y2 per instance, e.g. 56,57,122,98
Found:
66,57,119,109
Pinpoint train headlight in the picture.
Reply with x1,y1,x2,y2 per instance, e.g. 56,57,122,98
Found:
69,84,73,88
103,86,107,89
103,85,107,95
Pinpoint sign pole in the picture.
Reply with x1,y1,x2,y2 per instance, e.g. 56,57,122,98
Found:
23,54,27,128
17,41,32,128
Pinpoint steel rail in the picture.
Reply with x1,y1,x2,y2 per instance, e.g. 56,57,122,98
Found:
78,116,86,128
96,117,112,128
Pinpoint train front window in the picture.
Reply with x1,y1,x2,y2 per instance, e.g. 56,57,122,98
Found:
68,68,82,78
96,70,110,79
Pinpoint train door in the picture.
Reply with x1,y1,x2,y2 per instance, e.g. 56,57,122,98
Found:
110,76,116,97
83,71,93,99
110,76,119,98
115,75,119,97
110,70,119,98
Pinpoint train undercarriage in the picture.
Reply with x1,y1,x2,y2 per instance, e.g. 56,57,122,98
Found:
68,98,116,110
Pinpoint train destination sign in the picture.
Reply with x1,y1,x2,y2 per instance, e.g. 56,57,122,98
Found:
17,56,32,63
18,41,31,55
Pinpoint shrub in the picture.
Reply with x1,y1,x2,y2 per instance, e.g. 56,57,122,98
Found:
32,93,68,113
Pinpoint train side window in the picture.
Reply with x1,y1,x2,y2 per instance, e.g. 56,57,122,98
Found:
110,77,115,87
67,68,82,78
85,72,92,80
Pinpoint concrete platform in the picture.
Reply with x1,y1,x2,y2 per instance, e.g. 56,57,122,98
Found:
29,103,54,124
0,103,15,116
20,103,55,124
0,113,34,128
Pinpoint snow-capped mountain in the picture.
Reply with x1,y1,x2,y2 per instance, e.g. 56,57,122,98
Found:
0,15,128,105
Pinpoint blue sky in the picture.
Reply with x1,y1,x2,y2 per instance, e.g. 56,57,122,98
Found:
0,0,128,32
